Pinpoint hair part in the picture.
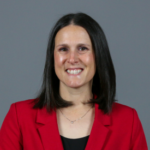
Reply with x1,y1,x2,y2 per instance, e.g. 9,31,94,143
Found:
33,12,116,114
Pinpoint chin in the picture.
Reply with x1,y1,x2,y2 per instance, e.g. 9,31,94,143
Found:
67,84,82,88
65,82,84,88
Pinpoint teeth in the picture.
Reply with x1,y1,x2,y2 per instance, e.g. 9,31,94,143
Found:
67,69,82,74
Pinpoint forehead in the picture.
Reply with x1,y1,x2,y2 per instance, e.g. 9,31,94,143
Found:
55,25,92,45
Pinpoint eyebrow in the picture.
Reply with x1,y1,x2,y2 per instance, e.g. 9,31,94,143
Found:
56,43,91,48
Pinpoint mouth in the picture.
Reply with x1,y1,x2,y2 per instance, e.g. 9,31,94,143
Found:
65,68,84,75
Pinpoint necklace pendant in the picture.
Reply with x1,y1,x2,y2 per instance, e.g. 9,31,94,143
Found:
71,121,74,124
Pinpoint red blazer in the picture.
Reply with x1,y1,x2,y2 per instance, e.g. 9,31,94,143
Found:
0,99,148,150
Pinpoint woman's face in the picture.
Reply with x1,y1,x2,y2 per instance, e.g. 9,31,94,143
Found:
54,25,96,88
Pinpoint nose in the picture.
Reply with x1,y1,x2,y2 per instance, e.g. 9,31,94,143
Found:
67,50,79,64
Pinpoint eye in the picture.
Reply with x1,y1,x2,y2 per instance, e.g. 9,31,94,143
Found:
59,47,68,52
78,46,88,51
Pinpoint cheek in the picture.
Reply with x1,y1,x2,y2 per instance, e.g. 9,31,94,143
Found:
84,53,96,68
54,52,65,68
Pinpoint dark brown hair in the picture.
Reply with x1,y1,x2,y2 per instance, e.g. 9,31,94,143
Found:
33,12,116,114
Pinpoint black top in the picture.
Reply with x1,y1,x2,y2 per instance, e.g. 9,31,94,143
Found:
60,135,89,150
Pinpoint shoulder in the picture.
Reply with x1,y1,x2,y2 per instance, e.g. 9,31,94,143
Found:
10,99,37,113
9,99,39,124
1,99,39,136
112,102,134,114
12,99,36,109
111,102,139,125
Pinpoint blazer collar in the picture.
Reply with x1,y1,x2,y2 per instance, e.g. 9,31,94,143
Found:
36,100,111,150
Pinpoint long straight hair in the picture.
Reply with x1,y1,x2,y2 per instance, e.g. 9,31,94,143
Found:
33,13,116,114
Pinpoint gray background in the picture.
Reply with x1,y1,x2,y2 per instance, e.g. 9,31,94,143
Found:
0,1,149,147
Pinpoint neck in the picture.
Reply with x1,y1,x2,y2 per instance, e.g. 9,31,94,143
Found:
59,81,93,113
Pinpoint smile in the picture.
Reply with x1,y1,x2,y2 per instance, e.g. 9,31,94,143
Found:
66,69,83,75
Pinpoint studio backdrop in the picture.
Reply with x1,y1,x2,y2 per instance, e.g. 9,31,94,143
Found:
0,1,149,147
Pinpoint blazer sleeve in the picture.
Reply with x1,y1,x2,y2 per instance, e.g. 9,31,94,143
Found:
131,108,148,150
0,103,23,150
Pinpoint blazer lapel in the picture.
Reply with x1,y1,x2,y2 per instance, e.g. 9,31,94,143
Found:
85,103,111,150
36,107,64,150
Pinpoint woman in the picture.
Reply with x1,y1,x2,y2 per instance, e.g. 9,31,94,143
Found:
0,13,148,150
